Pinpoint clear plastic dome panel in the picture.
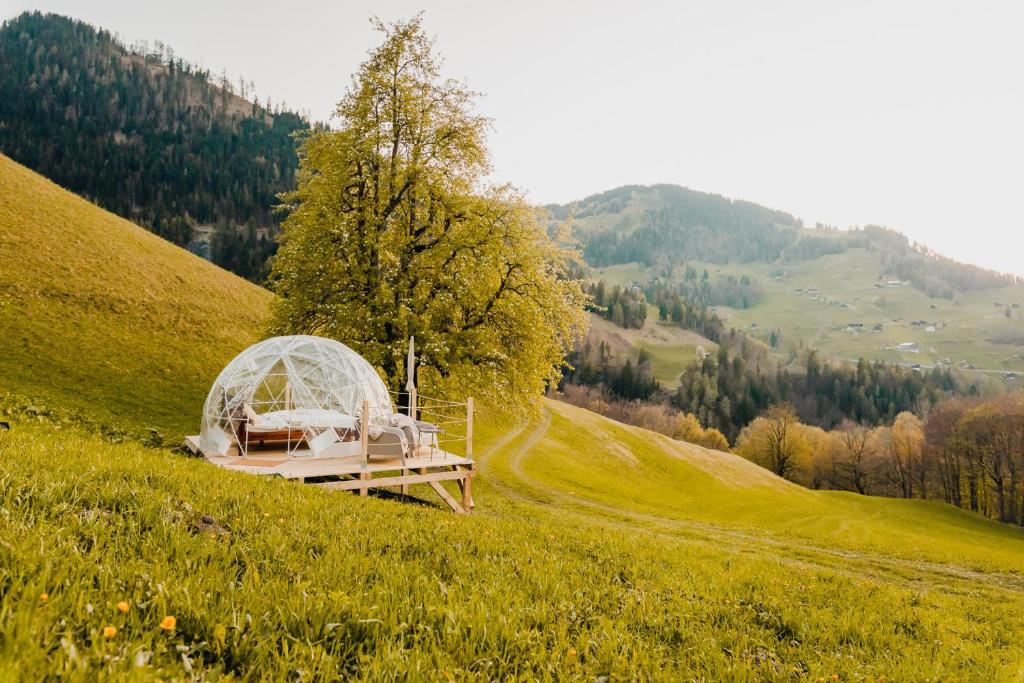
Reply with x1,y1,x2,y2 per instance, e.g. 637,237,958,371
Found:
199,335,393,453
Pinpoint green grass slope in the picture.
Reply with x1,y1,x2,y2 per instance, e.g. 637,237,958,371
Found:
594,250,1024,378
3,157,1024,678
714,249,1024,374
0,153,272,438
584,308,717,385
483,400,1024,572
4,421,1024,679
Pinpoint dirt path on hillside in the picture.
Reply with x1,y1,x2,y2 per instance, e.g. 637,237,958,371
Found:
477,406,1024,597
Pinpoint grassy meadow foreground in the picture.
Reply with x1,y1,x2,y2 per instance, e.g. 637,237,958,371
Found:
4,417,1024,680
3,153,1024,678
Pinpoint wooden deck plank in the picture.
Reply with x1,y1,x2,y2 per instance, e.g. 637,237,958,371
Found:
184,435,476,513
186,436,471,479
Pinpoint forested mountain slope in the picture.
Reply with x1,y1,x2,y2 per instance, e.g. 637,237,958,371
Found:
0,12,310,280
558,184,1019,298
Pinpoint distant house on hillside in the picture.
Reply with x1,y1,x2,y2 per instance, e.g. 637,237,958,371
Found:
872,323,884,332
845,323,864,332
897,342,920,353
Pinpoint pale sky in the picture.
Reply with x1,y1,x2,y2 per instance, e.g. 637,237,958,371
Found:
4,0,1023,275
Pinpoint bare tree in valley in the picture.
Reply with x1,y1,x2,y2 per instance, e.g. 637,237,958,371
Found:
735,404,808,481
883,412,924,498
924,398,971,507
835,421,877,494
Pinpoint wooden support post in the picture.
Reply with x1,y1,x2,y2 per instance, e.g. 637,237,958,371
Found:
461,469,473,511
400,468,409,496
466,396,474,461
429,480,465,513
359,470,369,497
360,399,369,463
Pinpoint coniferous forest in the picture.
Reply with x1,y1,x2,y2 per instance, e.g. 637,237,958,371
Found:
0,12,311,280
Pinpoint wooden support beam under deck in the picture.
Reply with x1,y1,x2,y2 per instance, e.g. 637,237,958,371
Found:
315,469,469,492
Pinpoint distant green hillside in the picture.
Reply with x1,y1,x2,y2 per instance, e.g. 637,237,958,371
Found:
566,184,1024,377
552,184,801,266
560,184,1018,297
597,252,1024,377
0,153,272,438
583,308,717,385
0,12,310,280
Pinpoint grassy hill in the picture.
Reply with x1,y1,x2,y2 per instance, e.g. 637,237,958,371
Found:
594,251,1024,381
0,153,272,439
584,309,717,385
3,157,1024,678
569,185,1024,381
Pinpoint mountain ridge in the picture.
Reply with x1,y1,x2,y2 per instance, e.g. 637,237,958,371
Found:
551,182,1019,298
0,11,310,281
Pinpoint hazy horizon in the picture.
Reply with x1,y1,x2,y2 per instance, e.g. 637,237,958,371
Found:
4,0,1022,276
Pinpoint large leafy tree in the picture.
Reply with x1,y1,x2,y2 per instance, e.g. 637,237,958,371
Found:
270,17,587,413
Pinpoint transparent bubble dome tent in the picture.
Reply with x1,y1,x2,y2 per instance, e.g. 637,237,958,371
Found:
199,335,394,456
189,335,476,511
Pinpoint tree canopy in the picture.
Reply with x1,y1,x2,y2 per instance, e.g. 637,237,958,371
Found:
269,16,587,413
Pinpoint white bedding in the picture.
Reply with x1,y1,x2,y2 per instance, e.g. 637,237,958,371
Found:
248,408,358,431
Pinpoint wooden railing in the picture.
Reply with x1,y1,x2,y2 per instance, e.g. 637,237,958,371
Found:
389,391,473,460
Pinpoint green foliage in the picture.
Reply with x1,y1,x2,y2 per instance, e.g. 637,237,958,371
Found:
648,267,764,310
0,12,309,280
865,225,1019,297
675,336,959,442
270,17,586,413
584,281,648,329
562,341,660,401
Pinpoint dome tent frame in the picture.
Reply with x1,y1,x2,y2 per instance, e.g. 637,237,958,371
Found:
187,335,477,513
199,335,395,458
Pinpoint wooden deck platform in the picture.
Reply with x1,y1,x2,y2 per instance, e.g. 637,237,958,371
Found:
183,436,476,512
